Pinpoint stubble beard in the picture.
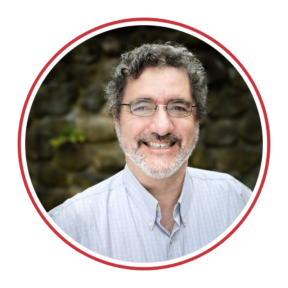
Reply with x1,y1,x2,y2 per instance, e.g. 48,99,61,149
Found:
115,122,199,179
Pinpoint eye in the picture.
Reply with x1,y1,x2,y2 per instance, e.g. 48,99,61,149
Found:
172,106,187,111
133,106,149,111
168,101,190,113
170,104,188,112
131,100,155,112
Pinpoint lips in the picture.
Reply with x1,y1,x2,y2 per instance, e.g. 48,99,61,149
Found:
144,142,176,149
137,133,182,149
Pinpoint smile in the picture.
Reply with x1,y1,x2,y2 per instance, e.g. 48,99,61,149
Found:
143,142,176,149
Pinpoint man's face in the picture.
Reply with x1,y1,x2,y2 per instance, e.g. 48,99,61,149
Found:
115,66,199,179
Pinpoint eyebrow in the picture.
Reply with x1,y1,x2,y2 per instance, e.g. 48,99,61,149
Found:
134,97,188,102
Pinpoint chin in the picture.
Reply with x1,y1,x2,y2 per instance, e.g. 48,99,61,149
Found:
143,169,180,180
142,166,183,180
124,143,194,179
131,158,187,179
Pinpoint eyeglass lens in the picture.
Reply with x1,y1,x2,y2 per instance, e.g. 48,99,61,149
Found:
130,99,192,118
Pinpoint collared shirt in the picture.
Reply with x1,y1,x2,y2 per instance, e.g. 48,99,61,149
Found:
49,165,251,263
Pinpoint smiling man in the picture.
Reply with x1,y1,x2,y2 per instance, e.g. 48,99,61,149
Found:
49,43,252,263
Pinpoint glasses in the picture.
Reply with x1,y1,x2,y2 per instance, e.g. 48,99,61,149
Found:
121,99,196,118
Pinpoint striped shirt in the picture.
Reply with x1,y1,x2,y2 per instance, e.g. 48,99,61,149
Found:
49,165,251,263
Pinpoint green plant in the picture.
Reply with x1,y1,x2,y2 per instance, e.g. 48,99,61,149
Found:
50,125,85,148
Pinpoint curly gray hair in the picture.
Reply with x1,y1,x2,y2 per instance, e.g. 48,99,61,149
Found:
105,42,208,120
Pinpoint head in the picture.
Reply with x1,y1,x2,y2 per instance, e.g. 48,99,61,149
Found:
105,43,208,179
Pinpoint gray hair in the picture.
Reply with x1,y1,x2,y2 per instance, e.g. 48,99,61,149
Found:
105,42,208,120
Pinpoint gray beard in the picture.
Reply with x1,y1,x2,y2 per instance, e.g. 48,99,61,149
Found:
115,122,199,179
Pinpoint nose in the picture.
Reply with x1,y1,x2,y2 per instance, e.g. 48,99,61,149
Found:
148,106,174,136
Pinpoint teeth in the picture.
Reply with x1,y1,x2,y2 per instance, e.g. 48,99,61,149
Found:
145,142,174,149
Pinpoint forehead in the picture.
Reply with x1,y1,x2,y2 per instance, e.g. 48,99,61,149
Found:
123,67,193,103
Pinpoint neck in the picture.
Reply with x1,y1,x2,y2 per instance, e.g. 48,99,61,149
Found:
126,158,187,209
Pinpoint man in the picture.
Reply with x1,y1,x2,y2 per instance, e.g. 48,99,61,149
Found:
49,43,251,263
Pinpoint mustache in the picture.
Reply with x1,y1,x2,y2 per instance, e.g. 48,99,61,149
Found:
137,133,182,147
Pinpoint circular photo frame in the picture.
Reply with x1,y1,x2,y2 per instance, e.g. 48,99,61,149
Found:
17,17,271,271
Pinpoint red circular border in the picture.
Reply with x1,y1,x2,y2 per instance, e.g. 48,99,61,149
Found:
18,18,270,270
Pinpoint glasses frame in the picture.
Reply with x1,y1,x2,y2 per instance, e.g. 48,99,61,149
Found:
121,99,196,118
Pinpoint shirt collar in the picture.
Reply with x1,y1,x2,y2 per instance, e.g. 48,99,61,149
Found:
123,165,192,229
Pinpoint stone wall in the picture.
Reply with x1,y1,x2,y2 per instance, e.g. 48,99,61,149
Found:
26,26,262,211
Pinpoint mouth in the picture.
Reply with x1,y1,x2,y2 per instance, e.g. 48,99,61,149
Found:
143,141,176,149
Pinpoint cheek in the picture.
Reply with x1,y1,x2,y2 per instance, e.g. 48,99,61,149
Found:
120,120,144,143
180,123,197,145
126,119,150,138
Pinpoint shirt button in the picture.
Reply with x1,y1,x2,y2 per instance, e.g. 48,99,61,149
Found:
148,222,153,227
156,206,159,212
183,218,187,224
170,238,174,244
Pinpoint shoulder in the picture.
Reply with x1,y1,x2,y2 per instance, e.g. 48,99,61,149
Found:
48,170,125,219
186,167,252,204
